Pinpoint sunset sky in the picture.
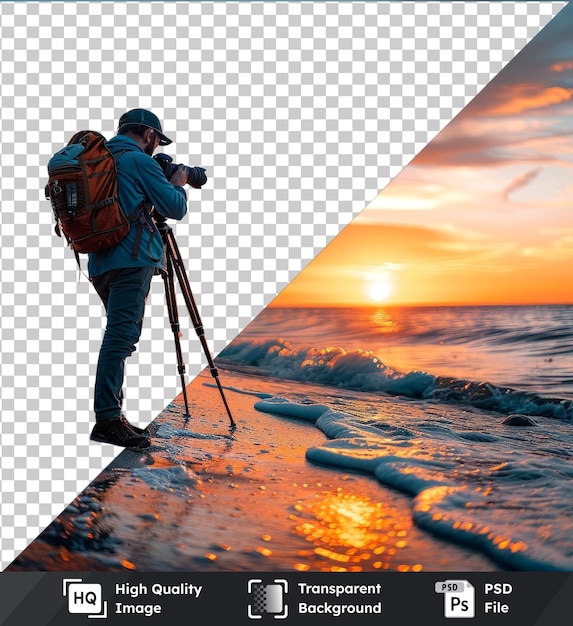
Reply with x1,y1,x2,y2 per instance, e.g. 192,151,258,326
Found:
273,4,573,307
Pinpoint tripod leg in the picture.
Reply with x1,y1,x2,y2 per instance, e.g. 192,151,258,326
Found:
163,228,236,429
162,253,190,416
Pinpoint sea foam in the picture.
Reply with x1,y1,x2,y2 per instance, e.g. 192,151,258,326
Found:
253,394,573,571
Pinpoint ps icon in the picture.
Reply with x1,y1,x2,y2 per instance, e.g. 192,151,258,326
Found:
435,579,475,619
247,579,288,619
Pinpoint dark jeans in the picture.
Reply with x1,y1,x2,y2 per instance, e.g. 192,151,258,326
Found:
92,266,155,422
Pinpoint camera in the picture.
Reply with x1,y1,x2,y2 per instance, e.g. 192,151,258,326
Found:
154,153,207,189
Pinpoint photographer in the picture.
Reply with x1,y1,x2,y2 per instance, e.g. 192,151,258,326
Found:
88,109,189,449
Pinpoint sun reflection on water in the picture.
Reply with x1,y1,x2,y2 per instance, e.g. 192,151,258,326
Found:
370,309,398,333
292,489,422,572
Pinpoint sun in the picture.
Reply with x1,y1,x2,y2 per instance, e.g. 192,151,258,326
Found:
368,280,393,303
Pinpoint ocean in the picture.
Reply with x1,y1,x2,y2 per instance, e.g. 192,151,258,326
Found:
216,305,573,570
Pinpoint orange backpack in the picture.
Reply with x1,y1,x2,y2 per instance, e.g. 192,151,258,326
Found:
45,131,131,255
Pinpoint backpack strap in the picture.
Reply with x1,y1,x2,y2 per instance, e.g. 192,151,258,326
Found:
130,200,155,260
112,150,155,260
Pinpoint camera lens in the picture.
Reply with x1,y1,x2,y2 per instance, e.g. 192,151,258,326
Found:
187,167,207,189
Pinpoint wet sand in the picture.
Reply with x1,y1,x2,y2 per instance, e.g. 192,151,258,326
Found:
7,370,498,572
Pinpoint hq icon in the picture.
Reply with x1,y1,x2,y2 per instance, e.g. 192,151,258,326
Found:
63,579,108,619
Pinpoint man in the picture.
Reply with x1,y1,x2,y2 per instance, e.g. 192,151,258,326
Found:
88,109,188,449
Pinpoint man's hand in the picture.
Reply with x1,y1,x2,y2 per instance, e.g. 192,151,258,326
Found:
169,164,188,187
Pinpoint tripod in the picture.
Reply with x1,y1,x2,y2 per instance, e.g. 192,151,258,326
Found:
156,219,236,430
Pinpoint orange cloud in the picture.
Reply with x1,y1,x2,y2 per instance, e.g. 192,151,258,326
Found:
486,84,573,116
551,60,573,72
502,168,542,201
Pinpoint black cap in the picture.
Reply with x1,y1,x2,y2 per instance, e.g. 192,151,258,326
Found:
117,109,173,146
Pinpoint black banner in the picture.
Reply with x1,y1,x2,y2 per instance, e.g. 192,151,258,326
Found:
1,571,571,625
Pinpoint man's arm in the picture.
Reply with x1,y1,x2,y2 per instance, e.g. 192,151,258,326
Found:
135,155,188,221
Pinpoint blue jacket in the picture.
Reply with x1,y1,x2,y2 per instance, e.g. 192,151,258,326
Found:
87,135,187,277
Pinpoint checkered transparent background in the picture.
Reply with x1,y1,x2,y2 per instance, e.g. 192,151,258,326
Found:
0,1,564,571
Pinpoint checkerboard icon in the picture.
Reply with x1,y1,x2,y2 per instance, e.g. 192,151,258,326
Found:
247,579,288,619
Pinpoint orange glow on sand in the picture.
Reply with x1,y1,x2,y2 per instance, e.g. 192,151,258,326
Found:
292,490,422,573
